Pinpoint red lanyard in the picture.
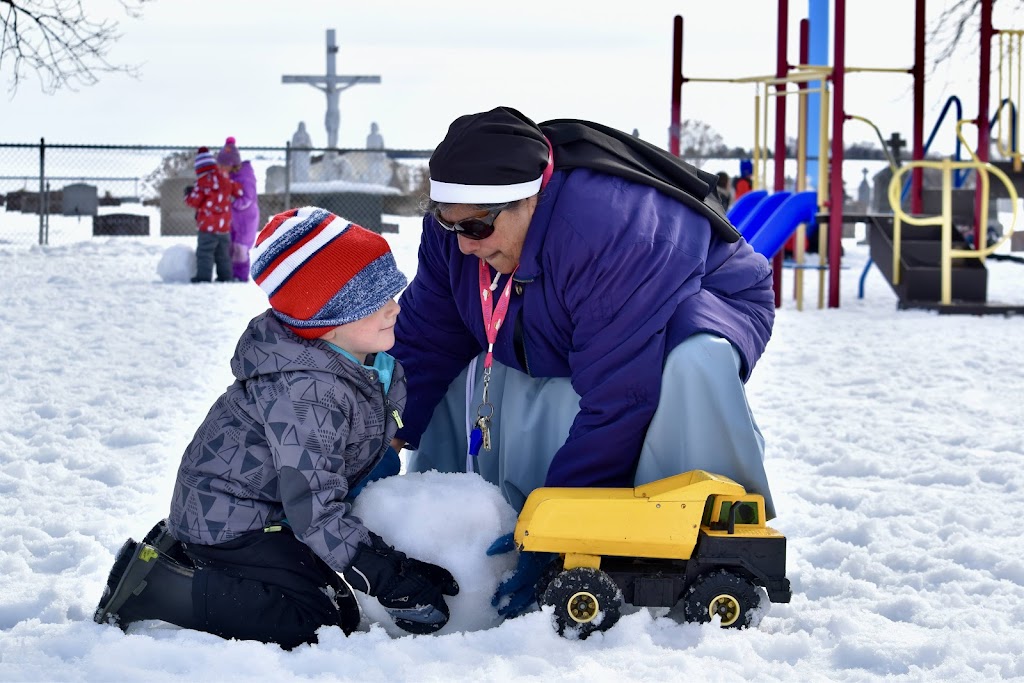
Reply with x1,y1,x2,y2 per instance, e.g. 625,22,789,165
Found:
469,260,516,457
478,260,516,371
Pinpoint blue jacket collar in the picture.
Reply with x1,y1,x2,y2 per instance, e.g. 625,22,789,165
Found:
515,170,566,282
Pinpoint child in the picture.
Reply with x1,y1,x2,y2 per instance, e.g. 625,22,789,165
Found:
733,158,755,202
94,207,459,648
185,146,242,283
216,137,261,282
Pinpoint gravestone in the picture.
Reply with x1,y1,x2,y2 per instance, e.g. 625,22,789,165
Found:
856,169,871,210
93,213,150,236
160,177,198,235
4,189,62,214
63,183,98,217
294,191,383,232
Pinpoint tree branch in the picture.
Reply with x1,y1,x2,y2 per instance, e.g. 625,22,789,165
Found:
0,0,150,94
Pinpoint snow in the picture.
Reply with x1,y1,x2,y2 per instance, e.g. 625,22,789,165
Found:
288,180,402,196
1,212,1024,682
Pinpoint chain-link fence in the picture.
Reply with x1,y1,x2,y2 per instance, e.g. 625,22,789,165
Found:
0,141,432,246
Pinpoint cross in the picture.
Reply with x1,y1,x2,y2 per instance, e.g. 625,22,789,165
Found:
282,29,381,149
886,132,906,164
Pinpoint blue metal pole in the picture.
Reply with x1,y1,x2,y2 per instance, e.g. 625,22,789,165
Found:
806,0,829,190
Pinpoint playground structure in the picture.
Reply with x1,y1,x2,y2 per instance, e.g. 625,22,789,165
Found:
671,0,1024,313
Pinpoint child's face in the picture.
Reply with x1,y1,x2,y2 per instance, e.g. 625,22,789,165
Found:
325,299,400,362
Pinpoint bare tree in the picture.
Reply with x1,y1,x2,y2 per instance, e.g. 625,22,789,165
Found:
0,0,150,94
929,0,1022,66
142,149,192,200
679,119,728,169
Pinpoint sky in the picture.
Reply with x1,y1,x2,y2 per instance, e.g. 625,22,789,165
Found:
1,0,1018,156
2,208,1024,681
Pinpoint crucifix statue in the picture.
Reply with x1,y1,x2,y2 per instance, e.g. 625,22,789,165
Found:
282,29,381,149
886,132,906,166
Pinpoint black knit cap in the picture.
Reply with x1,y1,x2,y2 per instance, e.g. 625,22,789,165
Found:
429,107,550,204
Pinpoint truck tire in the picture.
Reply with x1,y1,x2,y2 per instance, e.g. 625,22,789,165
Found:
541,567,622,639
682,570,762,628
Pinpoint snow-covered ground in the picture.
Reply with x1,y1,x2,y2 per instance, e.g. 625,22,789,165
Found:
1,212,1023,682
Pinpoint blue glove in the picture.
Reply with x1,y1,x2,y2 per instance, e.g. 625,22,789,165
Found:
347,446,401,500
487,532,557,619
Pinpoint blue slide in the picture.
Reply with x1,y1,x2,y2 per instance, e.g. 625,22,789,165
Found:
726,190,768,227
737,191,792,240
747,191,819,257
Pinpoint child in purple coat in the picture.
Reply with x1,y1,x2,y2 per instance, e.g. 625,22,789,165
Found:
217,137,260,281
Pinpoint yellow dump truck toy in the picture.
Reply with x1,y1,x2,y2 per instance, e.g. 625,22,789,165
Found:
515,469,791,638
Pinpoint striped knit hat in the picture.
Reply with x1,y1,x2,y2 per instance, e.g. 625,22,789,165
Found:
250,207,407,339
194,147,217,176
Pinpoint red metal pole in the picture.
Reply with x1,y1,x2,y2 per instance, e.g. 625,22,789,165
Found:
670,16,683,156
975,0,993,248
796,18,809,301
911,0,925,214
771,0,790,308
828,0,847,308
798,18,809,118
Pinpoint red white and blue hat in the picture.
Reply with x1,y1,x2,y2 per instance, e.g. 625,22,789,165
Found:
194,147,217,176
428,107,551,204
250,206,407,339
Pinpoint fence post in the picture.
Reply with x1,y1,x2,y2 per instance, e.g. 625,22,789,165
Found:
284,141,291,210
38,137,45,246
44,181,51,245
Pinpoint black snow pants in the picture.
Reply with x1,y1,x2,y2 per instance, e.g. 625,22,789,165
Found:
194,231,232,282
184,526,360,649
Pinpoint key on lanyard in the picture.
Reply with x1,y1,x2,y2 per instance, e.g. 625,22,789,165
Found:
469,399,494,457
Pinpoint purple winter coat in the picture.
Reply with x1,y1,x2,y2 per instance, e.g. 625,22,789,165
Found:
229,161,260,248
391,168,774,489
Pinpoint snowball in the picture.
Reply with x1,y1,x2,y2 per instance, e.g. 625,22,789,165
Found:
350,471,520,636
157,244,196,283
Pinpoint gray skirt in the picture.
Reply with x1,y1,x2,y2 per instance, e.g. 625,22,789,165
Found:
406,333,775,518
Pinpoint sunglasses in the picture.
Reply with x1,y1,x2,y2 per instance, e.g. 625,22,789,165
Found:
433,208,503,240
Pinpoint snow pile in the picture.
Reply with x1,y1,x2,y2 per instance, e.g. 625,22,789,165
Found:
351,471,519,636
156,243,196,283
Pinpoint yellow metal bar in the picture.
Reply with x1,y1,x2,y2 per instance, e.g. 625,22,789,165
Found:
887,158,1020,304
792,64,833,73
687,72,828,86
761,83,770,189
732,72,829,85
847,114,899,173
956,120,993,241
753,88,762,191
793,63,911,75
957,119,982,164
817,86,829,309
844,66,913,74
768,85,826,97
795,80,809,311
998,32,1005,155
1017,32,1023,172
994,31,1024,170
892,211,902,285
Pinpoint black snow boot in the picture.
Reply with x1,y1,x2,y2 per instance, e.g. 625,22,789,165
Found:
142,519,192,567
94,539,202,631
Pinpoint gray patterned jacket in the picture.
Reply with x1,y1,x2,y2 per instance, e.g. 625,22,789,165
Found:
168,310,407,573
